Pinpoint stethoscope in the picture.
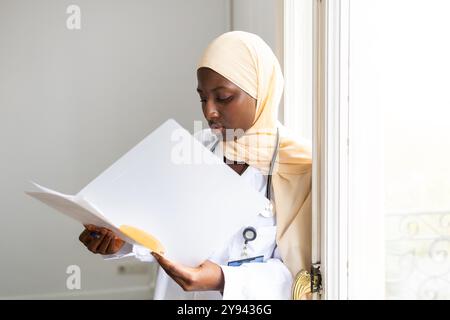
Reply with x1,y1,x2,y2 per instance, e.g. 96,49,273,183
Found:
209,128,280,253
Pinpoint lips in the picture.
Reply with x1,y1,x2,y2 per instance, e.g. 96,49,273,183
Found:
209,123,227,138
210,123,224,130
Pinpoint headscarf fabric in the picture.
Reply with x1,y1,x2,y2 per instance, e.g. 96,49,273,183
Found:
197,31,313,279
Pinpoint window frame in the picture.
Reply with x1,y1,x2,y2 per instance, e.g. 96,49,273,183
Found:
283,0,386,300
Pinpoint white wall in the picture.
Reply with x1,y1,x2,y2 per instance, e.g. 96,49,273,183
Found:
230,0,284,120
0,0,229,299
231,0,282,56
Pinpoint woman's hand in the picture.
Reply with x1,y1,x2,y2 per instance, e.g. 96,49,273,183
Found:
152,252,224,292
79,225,125,255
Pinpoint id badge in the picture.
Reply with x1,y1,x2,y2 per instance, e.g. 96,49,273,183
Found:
227,255,264,267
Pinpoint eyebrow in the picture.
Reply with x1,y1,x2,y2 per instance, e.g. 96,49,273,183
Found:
196,86,231,93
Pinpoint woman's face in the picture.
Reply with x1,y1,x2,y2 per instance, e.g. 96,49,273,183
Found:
197,67,257,140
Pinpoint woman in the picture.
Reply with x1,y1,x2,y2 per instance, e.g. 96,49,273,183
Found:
79,31,312,299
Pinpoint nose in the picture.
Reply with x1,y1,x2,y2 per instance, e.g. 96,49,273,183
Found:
203,100,220,121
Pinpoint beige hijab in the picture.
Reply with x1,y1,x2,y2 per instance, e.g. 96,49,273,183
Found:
197,31,312,279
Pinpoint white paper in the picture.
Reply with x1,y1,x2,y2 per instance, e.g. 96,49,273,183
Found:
26,119,269,266
25,183,137,245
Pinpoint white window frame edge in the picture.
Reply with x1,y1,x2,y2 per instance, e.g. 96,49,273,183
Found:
316,0,386,300
312,0,351,300
284,0,345,300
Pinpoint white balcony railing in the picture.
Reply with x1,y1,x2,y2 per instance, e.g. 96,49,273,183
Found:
386,211,450,299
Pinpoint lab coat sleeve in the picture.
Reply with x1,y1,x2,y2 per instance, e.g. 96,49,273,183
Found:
103,243,156,263
219,247,293,300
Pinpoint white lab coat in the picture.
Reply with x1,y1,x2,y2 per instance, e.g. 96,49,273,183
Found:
105,130,293,299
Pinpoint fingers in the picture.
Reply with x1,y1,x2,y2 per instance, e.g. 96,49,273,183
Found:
97,231,114,254
106,235,125,254
79,228,91,245
87,229,107,253
152,253,182,276
150,255,223,292
152,253,196,290
84,224,100,232
79,227,100,248
79,225,125,255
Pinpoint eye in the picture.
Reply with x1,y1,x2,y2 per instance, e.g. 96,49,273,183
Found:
217,96,233,103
